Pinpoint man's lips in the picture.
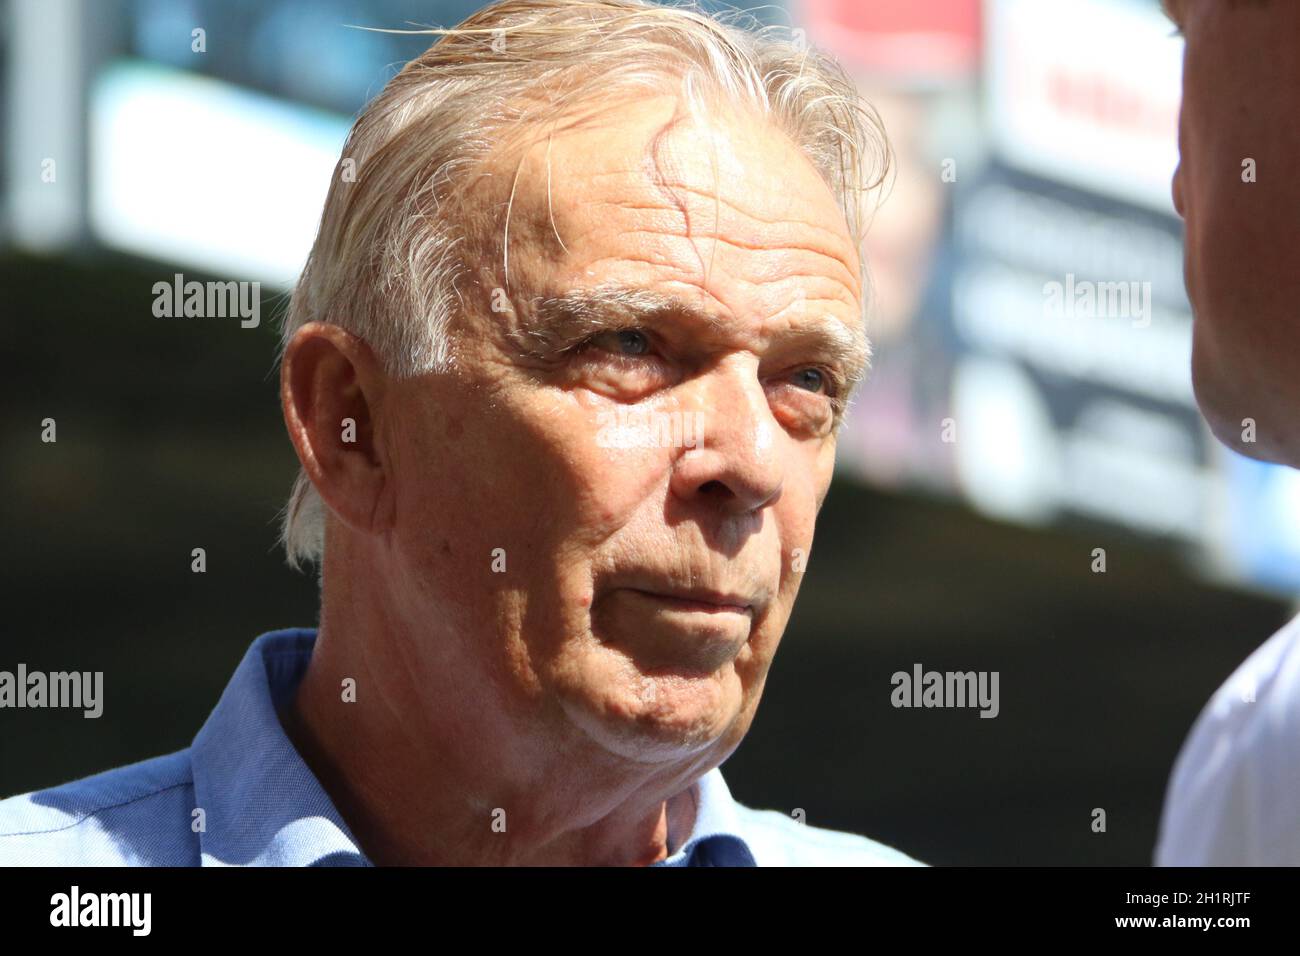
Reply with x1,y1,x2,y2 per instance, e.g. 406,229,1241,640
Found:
592,581,761,672
623,587,753,615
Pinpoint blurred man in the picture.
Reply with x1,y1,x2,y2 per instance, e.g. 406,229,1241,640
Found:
0,0,919,866
1156,0,1300,865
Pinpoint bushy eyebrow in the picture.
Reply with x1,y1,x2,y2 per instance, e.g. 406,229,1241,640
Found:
507,285,872,389
508,286,702,357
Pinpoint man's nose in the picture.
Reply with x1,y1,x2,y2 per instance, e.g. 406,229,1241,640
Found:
668,361,784,515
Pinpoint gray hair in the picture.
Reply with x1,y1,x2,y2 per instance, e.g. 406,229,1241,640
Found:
277,0,892,572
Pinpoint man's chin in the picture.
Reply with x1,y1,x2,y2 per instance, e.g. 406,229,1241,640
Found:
1191,314,1300,467
556,659,747,763
1194,353,1300,467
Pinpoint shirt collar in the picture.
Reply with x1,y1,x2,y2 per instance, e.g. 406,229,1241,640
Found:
191,628,756,866
655,767,758,867
190,628,372,866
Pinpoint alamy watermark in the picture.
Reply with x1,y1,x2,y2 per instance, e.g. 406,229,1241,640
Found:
595,407,704,449
1043,273,1151,328
0,665,103,718
152,272,261,328
891,663,999,718
50,886,150,936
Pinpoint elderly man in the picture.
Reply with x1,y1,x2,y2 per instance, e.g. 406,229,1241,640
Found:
1155,0,1300,865
0,0,919,866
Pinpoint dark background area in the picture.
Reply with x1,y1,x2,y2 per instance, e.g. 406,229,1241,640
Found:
2,250,1287,866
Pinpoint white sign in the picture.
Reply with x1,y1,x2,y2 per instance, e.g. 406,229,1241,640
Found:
985,0,1183,214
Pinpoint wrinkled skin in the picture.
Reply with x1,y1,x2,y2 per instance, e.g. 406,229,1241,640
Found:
278,92,868,865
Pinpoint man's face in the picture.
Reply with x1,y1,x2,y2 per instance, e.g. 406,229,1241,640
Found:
378,94,865,776
1165,0,1300,464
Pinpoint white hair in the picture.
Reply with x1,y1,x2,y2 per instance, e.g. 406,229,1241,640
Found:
277,0,892,573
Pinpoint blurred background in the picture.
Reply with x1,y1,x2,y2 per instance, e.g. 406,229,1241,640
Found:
2,0,1295,865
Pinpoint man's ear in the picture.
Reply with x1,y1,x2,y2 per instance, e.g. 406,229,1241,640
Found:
281,322,392,538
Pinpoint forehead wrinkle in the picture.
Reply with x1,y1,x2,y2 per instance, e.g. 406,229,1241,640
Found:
555,185,862,304
524,132,860,287
500,103,862,304
507,176,863,319
584,183,857,243
560,220,863,313
640,178,861,280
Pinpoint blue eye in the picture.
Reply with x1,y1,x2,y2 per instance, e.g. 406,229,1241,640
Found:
584,328,651,356
792,367,825,393
615,329,650,355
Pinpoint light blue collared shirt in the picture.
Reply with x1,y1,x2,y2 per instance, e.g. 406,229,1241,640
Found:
0,629,922,866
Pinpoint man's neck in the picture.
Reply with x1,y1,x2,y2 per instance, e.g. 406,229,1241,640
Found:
277,629,700,866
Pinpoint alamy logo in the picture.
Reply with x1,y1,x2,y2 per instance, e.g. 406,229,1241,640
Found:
152,272,261,328
50,886,150,936
1042,273,1151,328
890,664,1000,718
595,407,704,449
0,665,102,718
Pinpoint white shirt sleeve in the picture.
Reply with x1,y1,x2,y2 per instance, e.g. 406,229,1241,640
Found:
1155,613,1300,865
